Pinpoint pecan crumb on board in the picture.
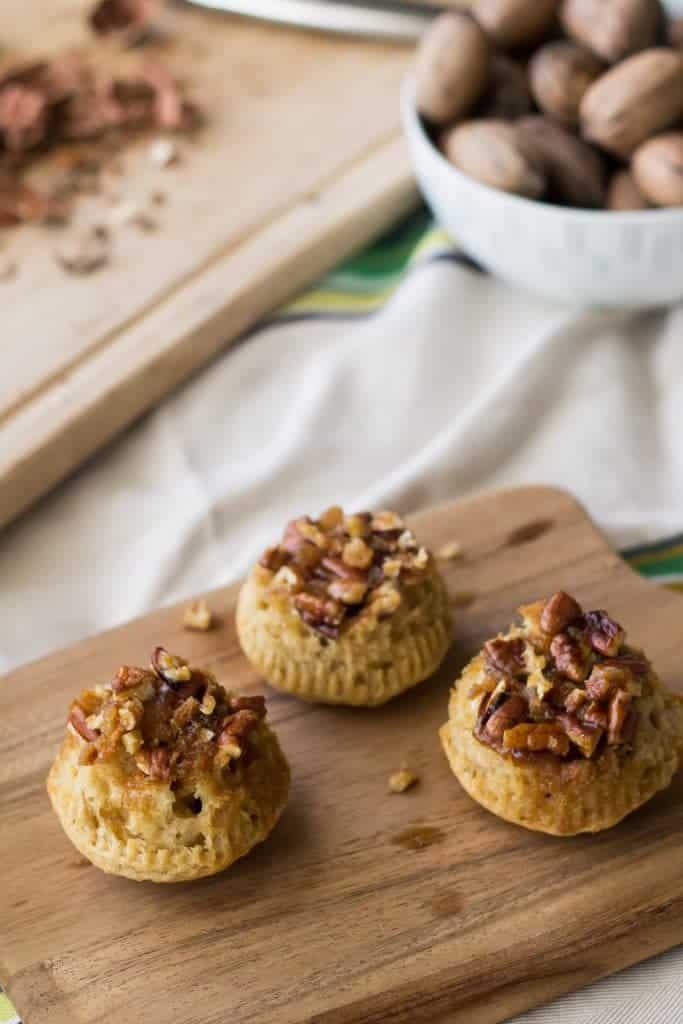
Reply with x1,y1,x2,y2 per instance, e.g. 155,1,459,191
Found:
0,7,203,276
389,769,419,793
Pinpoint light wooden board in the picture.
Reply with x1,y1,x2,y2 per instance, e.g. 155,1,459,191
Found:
0,1,419,532
2,485,683,1024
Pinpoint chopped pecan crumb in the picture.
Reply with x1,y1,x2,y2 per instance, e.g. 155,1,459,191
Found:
183,599,213,632
540,591,582,636
259,507,433,639
474,592,649,762
388,769,419,793
65,649,268,784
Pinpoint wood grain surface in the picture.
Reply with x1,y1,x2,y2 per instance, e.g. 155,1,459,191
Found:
0,0,418,533
1,486,682,1024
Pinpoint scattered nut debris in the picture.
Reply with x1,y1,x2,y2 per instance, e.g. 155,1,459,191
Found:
132,210,157,232
388,769,419,794
149,137,179,167
0,255,17,281
90,0,162,40
183,599,213,632
150,188,166,206
0,28,202,263
438,540,463,561
55,228,110,275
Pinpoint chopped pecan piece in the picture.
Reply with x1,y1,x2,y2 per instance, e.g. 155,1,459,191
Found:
173,697,201,729
228,695,267,716
550,632,591,683
607,689,632,745
388,769,418,793
317,505,343,531
581,701,609,729
540,591,582,636
344,513,372,538
372,510,404,532
556,712,602,759
112,665,155,694
585,664,630,702
182,599,213,632
293,591,345,636
137,747,170,781
328,578,368,605
152,647,191,684
564,687,587,714
69,704,100,742
484,636,526,677
342,538,374,570
602,654,649,677
258,545,289,572
218,709,261,749
481,693,527,743
583,610,625,657
292,543,322,571
502,722,570,756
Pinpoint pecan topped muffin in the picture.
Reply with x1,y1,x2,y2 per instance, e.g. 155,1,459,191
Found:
47,649,289,881
237,506,452,706
441,592,683,835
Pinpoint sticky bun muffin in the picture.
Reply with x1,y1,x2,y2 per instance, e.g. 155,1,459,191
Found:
237,506,452,707
47,648,290,881
440,592,683,835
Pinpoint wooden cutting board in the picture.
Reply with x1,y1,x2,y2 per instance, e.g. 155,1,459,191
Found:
0,0,420,533
2,485,683,1024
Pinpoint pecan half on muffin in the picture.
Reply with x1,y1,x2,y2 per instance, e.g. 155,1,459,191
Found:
440,592,683,835
47,649,289,881
237,507,452,706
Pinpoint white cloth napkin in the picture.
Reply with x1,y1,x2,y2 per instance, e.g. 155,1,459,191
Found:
1,249,682,1022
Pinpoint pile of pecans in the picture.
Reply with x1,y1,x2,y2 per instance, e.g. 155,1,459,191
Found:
0,0,200,265
258,507,432,640
416,0,683,209
473,591,647,760
67,647,267,783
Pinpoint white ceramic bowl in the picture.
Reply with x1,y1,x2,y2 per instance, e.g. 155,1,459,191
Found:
401,79,683,308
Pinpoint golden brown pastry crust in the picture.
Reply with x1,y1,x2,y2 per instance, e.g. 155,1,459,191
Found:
47,651,290,881
237,507,452,707
441,594,683,835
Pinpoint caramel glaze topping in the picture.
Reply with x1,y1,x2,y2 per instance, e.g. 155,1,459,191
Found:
472,592,647,762
67,648,267,783
257,506,433,639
